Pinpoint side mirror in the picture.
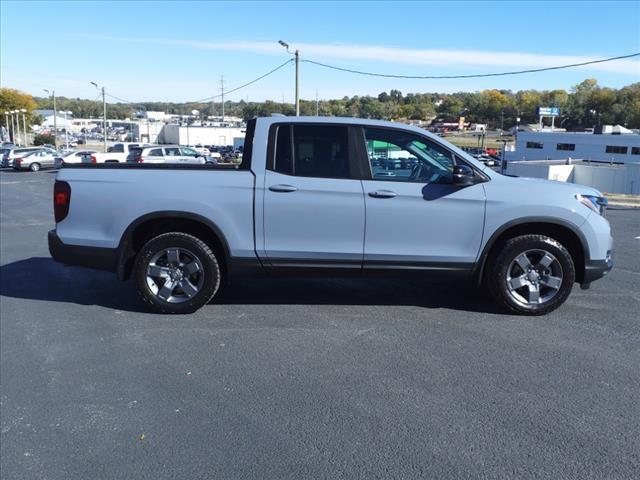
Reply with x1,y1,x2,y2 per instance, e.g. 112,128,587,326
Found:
452,164,475,186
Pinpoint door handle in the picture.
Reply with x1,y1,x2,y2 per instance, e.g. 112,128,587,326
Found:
368,190,397,199
269,184,298,193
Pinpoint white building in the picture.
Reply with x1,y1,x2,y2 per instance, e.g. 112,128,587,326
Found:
159,124,246,146
506,159,640,195
507,130,640,164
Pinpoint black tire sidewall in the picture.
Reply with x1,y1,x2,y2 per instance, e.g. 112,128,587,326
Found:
133,233,220,314
30,163,40,172
489,235,575,315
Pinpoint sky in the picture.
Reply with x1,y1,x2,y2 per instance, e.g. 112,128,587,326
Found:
1,0,639,104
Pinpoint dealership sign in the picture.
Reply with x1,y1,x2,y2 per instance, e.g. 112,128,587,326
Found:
537,107,560,116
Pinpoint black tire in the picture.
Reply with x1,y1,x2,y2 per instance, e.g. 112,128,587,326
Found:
29,162,41,172
133,232,221,314
486,234,575,315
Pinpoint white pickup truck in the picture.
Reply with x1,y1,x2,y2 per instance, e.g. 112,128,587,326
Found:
49,116,613,315
90,143,142,163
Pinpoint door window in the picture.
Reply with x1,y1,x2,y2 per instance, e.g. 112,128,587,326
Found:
181,147,198,156
364,127,454,184
149,148,164,157
272,124,350,179
165,147,181,156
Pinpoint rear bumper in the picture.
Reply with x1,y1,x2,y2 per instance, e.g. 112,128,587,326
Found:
581,251,613,287
48,230,118,273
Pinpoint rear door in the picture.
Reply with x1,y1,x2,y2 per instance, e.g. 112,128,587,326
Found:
262,123,366,268
145,147,165,163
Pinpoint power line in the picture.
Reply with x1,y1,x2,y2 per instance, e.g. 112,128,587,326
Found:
190,59,293,103
301,52,640,79
104,92,138,104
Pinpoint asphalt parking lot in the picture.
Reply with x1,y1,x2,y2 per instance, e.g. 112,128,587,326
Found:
1,169,639,479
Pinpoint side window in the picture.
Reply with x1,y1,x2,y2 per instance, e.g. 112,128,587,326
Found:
165,147,180,156
181,148,197,156
274,125,293,175
272,124,350,179
294,125,349,178
364,128,454,184
149,148,164,156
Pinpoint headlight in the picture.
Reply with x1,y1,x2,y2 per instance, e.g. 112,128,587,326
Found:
575,194,607,216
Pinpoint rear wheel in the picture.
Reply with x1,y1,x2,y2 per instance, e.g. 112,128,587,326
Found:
29,162,41,172
487,234,575,315
133,232,221,314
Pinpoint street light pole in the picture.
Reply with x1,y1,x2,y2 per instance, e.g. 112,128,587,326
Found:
14,111,21,146
44,89,58,149
10,111,16,144
63,110,69,146
278,40,300,116
91,82,108,152
3,112,9,142
21,109,27,145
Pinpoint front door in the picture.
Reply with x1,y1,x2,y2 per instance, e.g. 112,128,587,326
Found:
263,124,365,268
360,127,486,270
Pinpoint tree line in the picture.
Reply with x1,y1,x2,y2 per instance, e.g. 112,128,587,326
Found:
3,79,638,132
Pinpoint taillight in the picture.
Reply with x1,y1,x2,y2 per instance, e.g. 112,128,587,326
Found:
136,155,143,163
53,181,71,223
90,155,97,163
15,158,23,164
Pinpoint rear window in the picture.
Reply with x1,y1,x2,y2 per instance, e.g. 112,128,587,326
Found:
126,147,142,162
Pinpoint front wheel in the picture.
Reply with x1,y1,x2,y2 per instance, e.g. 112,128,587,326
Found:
487,234,575,315
133,232,221,314
29,162,41,172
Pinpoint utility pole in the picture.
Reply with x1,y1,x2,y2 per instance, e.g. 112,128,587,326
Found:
278,40,300,116
220,76,225,123
101,87,107,153
294,49,299,116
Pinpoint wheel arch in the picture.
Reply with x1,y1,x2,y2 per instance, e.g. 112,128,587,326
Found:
475,217,589,284
116,211,231,281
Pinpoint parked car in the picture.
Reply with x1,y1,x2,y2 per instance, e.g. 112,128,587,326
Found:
2,147,52,168
126,145,207,164
55,150,98,167
91,143,142,163
49,116,613,315
14,149,58,171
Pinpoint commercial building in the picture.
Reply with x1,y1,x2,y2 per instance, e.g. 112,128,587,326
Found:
506,129,640,164
506,159,640,195
159,124,246,147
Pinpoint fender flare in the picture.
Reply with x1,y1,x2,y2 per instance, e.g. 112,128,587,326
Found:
115,210,232,280
473,216,590,283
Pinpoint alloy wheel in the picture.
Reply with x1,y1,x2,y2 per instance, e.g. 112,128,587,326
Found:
145,247,205,303
505,249,564,307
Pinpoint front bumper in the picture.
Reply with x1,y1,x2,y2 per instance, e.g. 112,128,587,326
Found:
48,230,118,273
581,251,613,288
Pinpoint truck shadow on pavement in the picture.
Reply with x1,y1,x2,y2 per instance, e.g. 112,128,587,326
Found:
0,257,502,315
